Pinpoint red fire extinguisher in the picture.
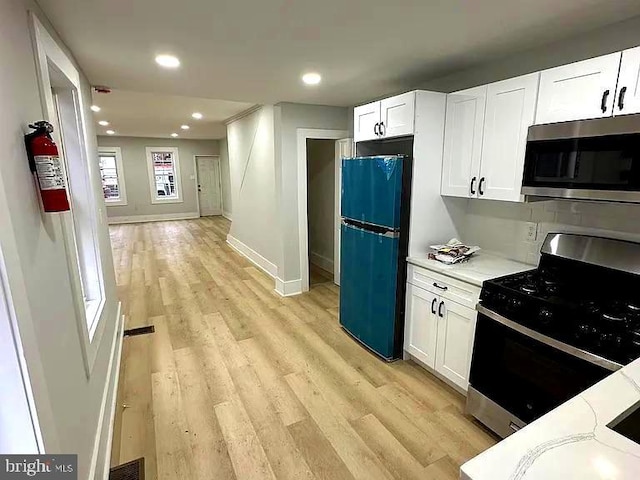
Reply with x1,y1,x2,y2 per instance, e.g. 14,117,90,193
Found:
24,121,70,212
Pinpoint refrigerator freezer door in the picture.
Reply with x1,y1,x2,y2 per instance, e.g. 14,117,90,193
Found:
341,156,404,229
339,222,400,359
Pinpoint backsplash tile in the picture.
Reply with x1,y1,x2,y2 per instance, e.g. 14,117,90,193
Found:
454,198,640,265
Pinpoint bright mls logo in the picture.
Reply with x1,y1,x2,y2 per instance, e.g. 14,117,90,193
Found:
0,455,76,479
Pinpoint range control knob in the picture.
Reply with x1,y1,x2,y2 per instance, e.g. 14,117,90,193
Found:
539,308,554,325
508,298,523,311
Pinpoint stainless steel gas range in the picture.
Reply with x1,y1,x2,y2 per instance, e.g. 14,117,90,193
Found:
466,233,640,438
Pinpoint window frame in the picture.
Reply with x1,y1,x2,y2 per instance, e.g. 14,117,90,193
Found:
145,146,182,204
98,146,127,206
31,13,108,376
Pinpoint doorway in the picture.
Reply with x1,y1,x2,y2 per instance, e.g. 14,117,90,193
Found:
195,155,223,216
296,128,351,293
307,139,337,288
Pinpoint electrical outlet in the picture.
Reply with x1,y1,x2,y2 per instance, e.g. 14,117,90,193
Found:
525,222,538,242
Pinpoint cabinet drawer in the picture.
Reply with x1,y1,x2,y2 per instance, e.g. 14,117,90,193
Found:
407,264,480,309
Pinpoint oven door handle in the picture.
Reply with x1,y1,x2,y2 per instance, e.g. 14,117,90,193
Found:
476,304,622,372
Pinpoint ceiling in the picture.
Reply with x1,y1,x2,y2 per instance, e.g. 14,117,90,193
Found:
38,0,640,136
90,89,252,139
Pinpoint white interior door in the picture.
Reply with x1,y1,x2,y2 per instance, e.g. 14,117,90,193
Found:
334,138,353,286
196,156,222,216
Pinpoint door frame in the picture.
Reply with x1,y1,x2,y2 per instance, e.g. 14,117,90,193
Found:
193,155,222,217
334,138,354,286
297,129,349,293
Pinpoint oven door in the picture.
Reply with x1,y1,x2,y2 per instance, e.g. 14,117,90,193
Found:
467,308,613,436
522,125,640,202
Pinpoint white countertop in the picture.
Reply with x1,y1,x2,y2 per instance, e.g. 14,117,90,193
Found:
461,357,640,480
407,252,533,287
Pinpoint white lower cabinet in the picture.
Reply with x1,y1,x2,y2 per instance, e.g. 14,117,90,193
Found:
434,298,477,391
404,283,439,368
405,280,478,392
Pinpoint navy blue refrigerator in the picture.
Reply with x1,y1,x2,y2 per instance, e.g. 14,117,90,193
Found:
340,154,412,360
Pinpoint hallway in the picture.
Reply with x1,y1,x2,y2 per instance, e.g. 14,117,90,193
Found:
109,217,495,480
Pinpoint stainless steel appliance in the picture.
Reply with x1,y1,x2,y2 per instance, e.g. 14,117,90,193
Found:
466,233,640,438
522,114,640,203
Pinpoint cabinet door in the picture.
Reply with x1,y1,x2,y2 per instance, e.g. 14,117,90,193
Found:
354,101,381,142
380,92,415,138
614,47,640,116
404,284,438,368
435,299,477,392
536,52,622,124
441,86,487,198
479,73,540,202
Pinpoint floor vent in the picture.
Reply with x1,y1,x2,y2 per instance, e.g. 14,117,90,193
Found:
123,325,155,337
109,458,144,480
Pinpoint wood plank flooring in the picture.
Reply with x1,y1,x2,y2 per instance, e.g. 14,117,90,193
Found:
109,217,497,480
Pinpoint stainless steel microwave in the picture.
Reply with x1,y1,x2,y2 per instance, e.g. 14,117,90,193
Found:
522,115,640,203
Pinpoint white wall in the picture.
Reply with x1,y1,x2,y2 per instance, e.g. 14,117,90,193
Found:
275,103,348,283
306,139,335,273
226,106,280,275
219,137,233,219
0,1,119,478
418,15,640,94
452,199,640,266
98,136,218,221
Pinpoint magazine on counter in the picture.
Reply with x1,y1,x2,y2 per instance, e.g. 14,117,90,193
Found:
428,239,480,265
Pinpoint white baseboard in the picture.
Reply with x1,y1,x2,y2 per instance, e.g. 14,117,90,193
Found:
226,234,278,278
222,211,233,221
275,277,302,297
107,212,200,225
87,302,124,480
309,251,334,274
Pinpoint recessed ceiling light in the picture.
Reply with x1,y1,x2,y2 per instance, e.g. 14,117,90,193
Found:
302,72,322,85
106,130,115,135
155,54,180,68
181,124,190,130
192,112,203,120
98,120,109,126
171,133,179,137
90,105,101,112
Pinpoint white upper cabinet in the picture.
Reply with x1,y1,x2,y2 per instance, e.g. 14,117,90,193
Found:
353,101,381,142
404,284,439,369
614,47,640,116
535,52,622,124
353,92,416,142
434,299,477,392
380,92,415,138
440,86,487,198
479,73,539,202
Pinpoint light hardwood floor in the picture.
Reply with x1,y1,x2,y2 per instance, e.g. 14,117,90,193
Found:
109,216,496,480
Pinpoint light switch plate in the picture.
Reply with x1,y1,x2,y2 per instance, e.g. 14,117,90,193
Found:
525,222,538,242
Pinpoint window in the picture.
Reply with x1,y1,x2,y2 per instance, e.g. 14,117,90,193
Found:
98,147,127,205
146,147,182,203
